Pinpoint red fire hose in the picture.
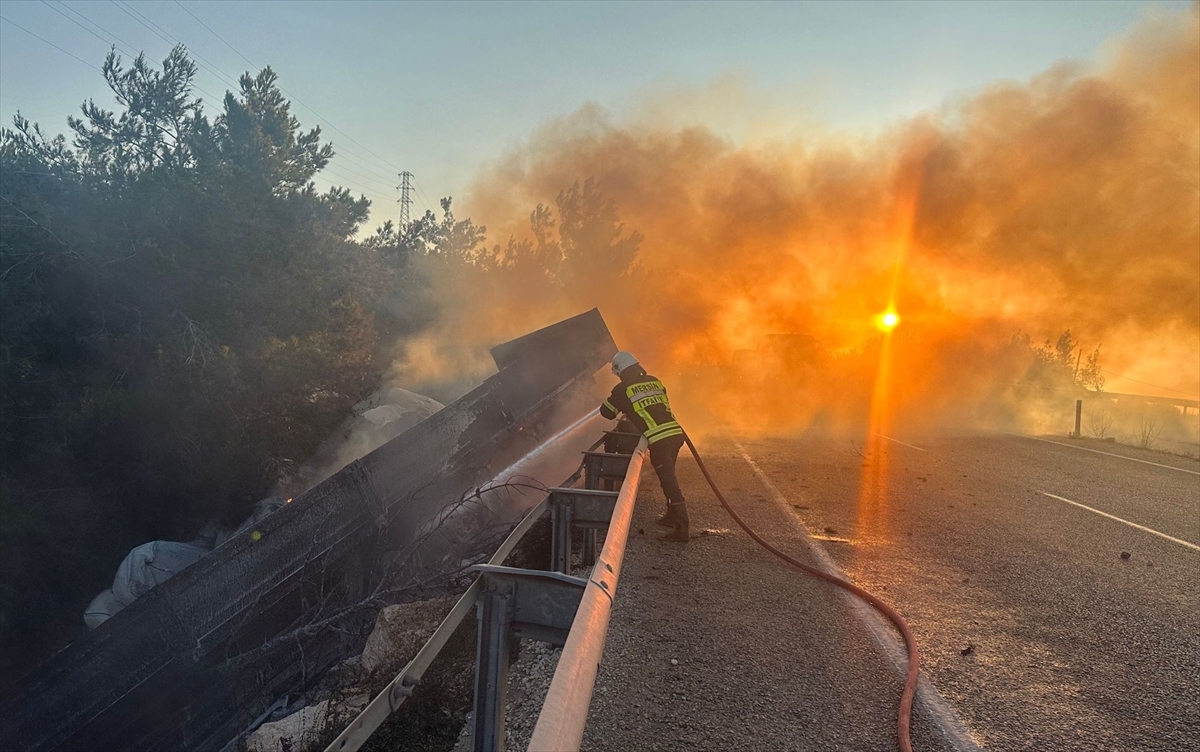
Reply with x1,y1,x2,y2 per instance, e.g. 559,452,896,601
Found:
683,435,921,752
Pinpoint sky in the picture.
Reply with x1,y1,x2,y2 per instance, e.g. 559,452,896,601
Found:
0,0,1191,231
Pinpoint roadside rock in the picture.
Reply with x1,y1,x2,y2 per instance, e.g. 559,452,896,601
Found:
361,596,458,674
246,695,367,752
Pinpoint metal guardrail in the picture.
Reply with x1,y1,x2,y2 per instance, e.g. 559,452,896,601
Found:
325,432,646,752
527,437,645,751
323,494,549,752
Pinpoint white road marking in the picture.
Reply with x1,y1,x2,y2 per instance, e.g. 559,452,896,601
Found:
731,439,982,752
1039,491,1200,552
1007,433,1200,476
873,433,927,452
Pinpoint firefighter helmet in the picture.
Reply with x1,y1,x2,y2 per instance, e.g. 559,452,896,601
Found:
611,351,639,376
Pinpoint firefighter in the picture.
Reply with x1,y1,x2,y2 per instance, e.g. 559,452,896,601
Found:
599,351,690,542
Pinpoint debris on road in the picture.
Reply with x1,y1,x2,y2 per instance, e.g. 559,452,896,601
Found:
1120,551,1132,560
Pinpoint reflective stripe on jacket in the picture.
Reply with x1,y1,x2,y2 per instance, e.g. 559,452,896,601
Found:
599,373,683,444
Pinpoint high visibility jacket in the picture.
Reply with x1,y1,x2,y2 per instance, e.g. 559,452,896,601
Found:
600,372,684,445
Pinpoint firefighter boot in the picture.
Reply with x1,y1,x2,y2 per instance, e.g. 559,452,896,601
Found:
655,506,676,527
658,501,690,542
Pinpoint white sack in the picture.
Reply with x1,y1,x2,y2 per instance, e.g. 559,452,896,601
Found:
83,589,124,629
111,540,208,606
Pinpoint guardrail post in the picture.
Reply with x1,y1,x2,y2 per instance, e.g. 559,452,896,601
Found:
469,565,588,751
582,451,632,491
603,430,642,455
550,499,574,575
549,489,619,575
472,579,514,752
582,529,598,567
1073,399,1083,438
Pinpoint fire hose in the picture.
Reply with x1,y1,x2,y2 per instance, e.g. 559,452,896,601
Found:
682,435,921,752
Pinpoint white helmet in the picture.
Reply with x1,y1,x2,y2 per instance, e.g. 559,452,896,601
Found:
611,351,639,376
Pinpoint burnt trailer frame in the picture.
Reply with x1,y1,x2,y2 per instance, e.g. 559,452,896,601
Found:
1,309,616,752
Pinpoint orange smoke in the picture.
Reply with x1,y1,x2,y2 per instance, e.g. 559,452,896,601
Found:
399,5,1199,439
857,163,925,538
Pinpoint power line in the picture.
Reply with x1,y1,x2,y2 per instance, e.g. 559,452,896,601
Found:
327,160,400,191
328,145,404,184
108,2,173,49
120,3,397,207
273,91,403,176
324,179,393,203
114,0,236,87
321,168,396,202
172,0,406,195
117,0,183,48
1,13,103,71
170,0,403,174
38,1,217,103
1105,372,1199,399
311,138,416,197
173,0,256,70
42,2,218,103
414,177,438,215
0,10,388,210
170,0,414,218
411,188,430,216
56,1,140,56
177,0,403,187
414,179,430,210
109,0,241,92
35,0,402,211
41,0,134,57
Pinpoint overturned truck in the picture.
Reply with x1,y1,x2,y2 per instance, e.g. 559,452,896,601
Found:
1,309,617,752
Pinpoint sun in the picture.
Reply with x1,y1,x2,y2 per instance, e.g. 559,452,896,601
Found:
877,310,900,331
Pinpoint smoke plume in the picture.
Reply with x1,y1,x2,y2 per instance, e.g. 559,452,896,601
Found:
403,5,1199,441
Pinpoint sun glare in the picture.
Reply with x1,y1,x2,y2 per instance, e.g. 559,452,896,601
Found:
878,311,900,331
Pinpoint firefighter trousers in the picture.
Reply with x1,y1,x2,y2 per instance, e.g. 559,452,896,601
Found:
648,433,686,505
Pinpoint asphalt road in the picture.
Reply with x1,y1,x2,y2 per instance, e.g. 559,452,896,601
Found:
724,431,1199,751
582,431,1198,751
